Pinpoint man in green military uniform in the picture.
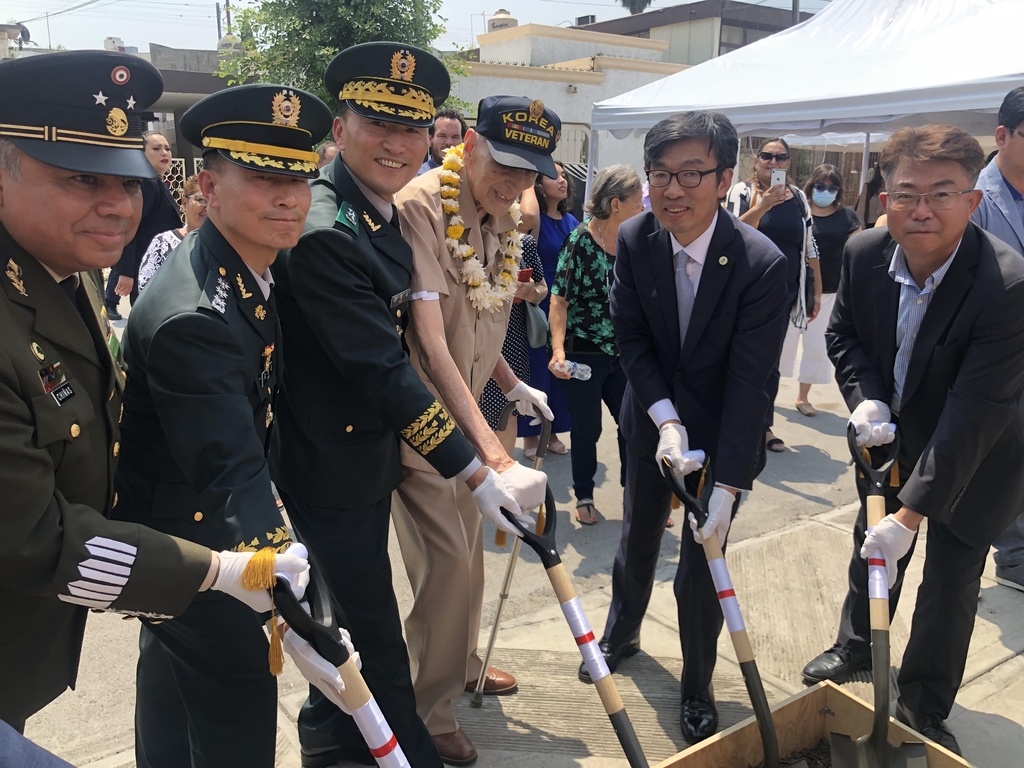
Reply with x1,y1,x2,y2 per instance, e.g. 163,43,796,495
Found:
271,43,548,767
112,84,333,766
0,51,310,738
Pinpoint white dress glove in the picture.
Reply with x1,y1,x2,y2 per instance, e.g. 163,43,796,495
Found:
688,486,735,544
211,543,310,613
282,627,351,714
849,399,896,448
656,423,704,477
860,515,916,588
470,467,534,537
504,381,555,425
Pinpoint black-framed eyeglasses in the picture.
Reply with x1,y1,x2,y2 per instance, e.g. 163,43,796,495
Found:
884,189,974,211
758,151,790,163
646,167,725,189
812,183,840,194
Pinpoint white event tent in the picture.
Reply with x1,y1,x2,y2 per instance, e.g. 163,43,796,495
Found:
587,0,1024,187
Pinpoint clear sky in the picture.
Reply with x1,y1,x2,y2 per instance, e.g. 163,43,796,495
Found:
2,0,829,54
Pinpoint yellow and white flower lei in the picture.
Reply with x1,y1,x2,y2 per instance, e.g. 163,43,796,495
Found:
439,143,522,312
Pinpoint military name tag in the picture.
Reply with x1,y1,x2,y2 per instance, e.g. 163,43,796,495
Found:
390,289,410,308
39,361,75,406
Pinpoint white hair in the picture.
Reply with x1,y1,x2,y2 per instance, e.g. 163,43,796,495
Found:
0,138,21,179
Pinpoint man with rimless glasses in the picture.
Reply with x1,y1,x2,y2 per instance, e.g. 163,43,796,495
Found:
801,125,1024,755
583,111,789,745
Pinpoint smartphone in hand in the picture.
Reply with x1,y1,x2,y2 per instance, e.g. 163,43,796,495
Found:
514,267,533,304
770,169,787,189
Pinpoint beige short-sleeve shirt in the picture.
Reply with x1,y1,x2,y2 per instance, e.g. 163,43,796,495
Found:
396,167,517,404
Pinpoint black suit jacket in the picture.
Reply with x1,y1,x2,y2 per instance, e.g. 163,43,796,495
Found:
113,219,289,553
827,223,1024,547
112,177,182,282
270,158,475,508
611,210,789,490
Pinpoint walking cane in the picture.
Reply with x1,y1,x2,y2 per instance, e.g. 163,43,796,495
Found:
272,570,411,768
503,491,650,768
660,457,807,768
471,402,551,708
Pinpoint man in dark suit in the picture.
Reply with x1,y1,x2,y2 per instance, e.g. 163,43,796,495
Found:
801,125,1024,756
0,51,310,741
271,44,546,768
580,111,789,745
113,84,334,767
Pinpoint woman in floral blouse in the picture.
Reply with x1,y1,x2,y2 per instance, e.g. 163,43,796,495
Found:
549,165,644,525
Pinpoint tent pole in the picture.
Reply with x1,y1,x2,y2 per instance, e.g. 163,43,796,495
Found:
859,133,871,199
584,127,599,207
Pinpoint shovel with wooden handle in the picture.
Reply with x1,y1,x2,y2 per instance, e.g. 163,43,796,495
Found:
472,402,551,708
272,571,411,768
502,490,649,768
830,424,926,768
660,456,806,768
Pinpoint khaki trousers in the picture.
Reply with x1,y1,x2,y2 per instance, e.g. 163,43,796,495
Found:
392,458,485,736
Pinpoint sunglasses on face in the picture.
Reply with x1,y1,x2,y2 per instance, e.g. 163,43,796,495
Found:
812,183,840,194
758,151,790,163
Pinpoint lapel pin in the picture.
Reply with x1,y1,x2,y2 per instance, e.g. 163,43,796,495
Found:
255,305,267,321
719,256,728,265
31,341,45,361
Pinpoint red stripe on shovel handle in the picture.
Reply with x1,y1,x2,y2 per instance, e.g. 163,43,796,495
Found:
868,558,886,568
575,631,595,646
370,734,398,758
717,588,735,600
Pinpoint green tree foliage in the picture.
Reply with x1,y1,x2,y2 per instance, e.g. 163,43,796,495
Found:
620,0,653,14
219,0,447,107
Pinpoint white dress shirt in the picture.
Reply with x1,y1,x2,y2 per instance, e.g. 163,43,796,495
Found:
246,264,275,301
648,211,718,428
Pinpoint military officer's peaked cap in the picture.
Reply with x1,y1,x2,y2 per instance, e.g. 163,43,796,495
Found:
0,50,163,179
325,42,450,128
180,84,332,179
475,95,561,179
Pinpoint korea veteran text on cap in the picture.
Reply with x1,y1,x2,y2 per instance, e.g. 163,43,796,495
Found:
179,84,332,179
325,42,450,128
0,50,163,179
474,96,561,179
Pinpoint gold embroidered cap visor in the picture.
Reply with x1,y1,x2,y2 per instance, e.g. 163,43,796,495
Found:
325,42,451,129
0,50,163,179
179,83,333,180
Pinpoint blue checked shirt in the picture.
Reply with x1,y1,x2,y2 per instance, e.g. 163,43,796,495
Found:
888,241,961,411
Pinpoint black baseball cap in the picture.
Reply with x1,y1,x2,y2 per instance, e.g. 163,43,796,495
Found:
0,50,162,179
475,96,561,179
180,84,332,179
325,42,450,128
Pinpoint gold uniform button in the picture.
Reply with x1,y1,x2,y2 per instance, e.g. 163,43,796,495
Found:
218,267,227,276
112,441,120,457
474,353,481,362
396,309,402,318
345,425,354,433
69,423,81,438
193,511,204,522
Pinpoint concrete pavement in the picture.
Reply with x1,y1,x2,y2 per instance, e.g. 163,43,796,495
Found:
23,308,1024,766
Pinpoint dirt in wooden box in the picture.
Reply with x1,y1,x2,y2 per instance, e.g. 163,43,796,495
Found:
754,739,832,768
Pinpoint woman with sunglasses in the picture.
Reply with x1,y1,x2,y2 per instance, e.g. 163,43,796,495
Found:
780,165,861,416
137,175,208,292
725,137,818,453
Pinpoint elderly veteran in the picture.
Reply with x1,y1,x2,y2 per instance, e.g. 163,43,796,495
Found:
392,95,560,765
112,84,335,767
0,51,309,740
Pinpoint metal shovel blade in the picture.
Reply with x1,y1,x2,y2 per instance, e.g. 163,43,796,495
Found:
830,731,928,768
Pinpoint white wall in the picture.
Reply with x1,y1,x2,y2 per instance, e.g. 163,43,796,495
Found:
649,17,720,65
480,34,663,67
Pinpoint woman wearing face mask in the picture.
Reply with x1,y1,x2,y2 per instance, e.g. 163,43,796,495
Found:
725,137,818,453
137,175,209,292
519,162,577,459
780,165,861,415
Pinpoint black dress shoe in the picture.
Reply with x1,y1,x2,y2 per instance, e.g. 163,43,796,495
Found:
301,746,375,767
895,702,962,756
106,308,123,321
801,643,871,686
681,689,718,744
578,636,640,683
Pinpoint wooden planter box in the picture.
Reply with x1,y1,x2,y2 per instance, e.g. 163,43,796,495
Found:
653,681,972,768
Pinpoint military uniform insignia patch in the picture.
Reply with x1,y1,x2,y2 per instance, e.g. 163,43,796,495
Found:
38,361,75,406
390,50,417,82
265,403,274,429
271,90,302,127
235,274,253,299
259,344,274,387
254,304,267,321
362,211,382,232
106,107,129,136
30,341,45,361
212,276,230,314
6,258,27,296
336,202,359,235
401,400,456,457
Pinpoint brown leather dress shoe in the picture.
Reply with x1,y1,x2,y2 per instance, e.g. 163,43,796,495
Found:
431,728,477,766
464,666,518,695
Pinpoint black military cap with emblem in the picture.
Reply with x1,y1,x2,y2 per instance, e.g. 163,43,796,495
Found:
0,50,163,178
325,42,451,128
179,84,333,179
474,95,561,179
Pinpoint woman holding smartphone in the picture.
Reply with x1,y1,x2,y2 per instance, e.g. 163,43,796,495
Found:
725,137,819,453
